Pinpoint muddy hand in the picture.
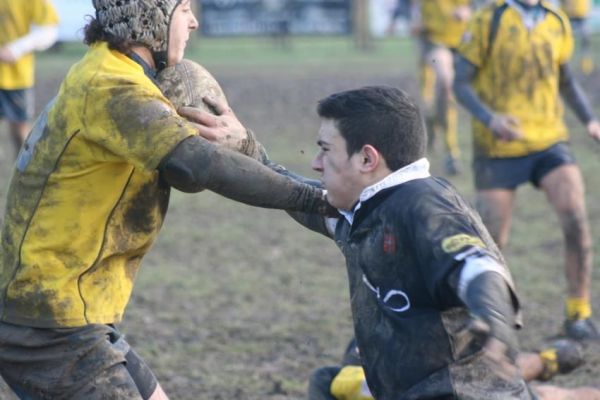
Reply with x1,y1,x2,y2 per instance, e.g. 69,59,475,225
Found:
489,114,523,142
178,97,248,152
467,317,519,381
482,337,519,381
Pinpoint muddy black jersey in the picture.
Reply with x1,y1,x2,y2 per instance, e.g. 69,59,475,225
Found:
334,176,531,399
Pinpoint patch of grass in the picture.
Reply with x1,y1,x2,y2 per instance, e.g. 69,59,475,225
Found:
1,35,599,399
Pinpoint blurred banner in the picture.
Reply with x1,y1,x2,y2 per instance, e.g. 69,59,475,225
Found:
49,0,600,42
200,0,352,36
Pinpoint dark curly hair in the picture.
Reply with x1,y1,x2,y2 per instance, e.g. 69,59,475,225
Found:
83,17,135,53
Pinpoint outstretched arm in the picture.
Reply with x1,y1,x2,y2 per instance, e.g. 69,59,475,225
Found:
158,135,334,215
262,159,336,237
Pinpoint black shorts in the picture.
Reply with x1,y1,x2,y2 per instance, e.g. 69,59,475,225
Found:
0,88,34,123
0,322,158,400
473,142,576,190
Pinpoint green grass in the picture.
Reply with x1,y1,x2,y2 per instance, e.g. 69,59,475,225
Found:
1,35,600,398
41,35,416,69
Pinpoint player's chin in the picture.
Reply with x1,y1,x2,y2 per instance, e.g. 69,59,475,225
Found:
324,193,345,210
170,47,187,66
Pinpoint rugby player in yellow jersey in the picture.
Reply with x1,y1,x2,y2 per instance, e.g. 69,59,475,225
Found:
560,0,594,74
454,0,600,341
0,0,58,157
0,0,334,398
410,0,473,176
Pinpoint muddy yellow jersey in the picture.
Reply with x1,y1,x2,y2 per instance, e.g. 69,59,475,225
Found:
560,0,591,18
419,0,473,48
0,0,59,89
0,43,197,328
457,0,573,158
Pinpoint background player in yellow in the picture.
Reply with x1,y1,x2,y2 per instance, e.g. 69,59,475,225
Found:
560,0,594,74
0,0,333,398
0,0,59,157
410,0,473,176
454,0,600,340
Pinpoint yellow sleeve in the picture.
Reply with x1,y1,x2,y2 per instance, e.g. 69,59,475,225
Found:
330,366,373,400
31,0,60,26
83,87,197,171
457,8,490,68
557,12,574,64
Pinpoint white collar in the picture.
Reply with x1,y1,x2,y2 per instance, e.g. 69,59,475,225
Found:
339,158,431,225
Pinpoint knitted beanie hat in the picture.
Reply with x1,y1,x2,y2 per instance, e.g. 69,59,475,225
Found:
93,0,180,53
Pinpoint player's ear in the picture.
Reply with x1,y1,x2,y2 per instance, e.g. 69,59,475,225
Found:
359,145,381,172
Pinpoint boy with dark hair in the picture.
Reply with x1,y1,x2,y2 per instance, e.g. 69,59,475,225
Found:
198,85,599,399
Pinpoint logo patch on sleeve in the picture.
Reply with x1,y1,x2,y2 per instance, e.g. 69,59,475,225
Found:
441,234,485,253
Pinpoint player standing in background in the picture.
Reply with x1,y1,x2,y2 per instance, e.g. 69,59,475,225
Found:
410,0,473,176
454,0,600,340
560,0,594,74
385,0,412,35
0,0,59,157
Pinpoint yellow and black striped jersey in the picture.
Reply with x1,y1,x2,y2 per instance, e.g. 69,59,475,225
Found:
457,0,574,157
0,43,197,328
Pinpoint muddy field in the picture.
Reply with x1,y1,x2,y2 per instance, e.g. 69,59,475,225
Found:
0,38,600,399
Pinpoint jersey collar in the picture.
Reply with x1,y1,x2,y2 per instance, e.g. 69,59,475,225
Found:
506,0,547,30
339,158,431,225
127,51,159,85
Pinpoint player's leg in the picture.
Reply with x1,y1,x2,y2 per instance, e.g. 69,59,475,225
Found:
8,121,29,153
0,88,33,156
473,155,536,249
418,36,437,152
426,45,461,175
475,188,515,250
517,340,583,382
0,322,162,399
69,347,165,400
531,384,600,400
538,162,596,339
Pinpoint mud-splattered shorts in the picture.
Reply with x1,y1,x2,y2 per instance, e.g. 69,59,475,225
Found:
0,322,158,400
473,142,576,190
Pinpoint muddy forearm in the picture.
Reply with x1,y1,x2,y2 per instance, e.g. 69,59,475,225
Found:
159,136,330,214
